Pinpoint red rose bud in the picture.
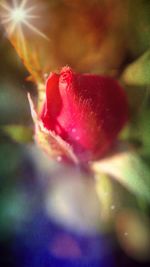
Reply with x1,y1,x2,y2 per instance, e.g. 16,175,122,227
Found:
40,67,128,162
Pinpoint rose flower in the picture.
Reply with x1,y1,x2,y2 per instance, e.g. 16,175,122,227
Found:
40,67,128,162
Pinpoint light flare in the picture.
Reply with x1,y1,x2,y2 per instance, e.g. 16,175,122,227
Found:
0,0,49,40
10,7,27,25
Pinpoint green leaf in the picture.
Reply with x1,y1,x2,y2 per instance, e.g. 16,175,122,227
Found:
2,125,33,143
122,50,150,86
92,152,150,203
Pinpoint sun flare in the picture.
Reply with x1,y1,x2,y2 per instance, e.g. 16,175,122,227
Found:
0,0,49,40
10,7,27,23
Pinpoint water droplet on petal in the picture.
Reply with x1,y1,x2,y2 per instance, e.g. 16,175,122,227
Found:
71,128,77,133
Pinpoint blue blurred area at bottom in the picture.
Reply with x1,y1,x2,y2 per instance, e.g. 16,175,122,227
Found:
12,211,115,267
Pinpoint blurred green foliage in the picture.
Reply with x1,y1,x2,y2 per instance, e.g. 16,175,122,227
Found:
122,50,150,86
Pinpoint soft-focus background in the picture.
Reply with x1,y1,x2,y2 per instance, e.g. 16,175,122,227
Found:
0,0,150,266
